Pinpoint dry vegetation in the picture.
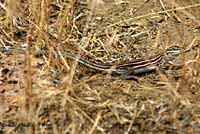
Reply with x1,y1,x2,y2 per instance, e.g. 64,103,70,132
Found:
0,0,200,133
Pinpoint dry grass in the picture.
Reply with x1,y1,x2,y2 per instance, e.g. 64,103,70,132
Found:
0,0,200,133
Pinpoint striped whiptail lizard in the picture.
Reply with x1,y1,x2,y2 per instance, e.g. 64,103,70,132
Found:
0,46,189,79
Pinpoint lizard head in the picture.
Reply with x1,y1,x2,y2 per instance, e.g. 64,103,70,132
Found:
165,46,183,57
162,45,185,63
